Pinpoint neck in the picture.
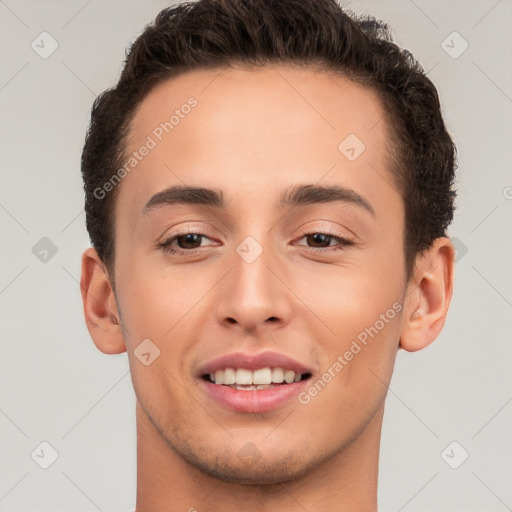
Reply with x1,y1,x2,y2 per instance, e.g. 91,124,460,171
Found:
135,400,383,512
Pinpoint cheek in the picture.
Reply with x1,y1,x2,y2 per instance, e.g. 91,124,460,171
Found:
117,266,200,416
298,258,404,403
294,254,403,339
115,260,210,391
116,260,200,342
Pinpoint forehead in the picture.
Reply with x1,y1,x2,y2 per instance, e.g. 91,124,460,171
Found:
119,65,398,222
129,65,387,147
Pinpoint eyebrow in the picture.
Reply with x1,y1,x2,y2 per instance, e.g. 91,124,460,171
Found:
143,184,375,216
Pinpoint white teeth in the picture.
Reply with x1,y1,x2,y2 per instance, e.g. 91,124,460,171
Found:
234,384,278,390
209,367,303,386
253,367,272,385
223,368,236,385
271,367,284,383
284,370,295,384
235,368,253,385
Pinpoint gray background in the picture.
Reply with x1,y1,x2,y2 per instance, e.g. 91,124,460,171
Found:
1,0,511,510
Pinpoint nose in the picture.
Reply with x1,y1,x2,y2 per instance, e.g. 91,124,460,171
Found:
214,240,293,334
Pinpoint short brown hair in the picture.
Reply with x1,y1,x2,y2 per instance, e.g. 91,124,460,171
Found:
81,0,457,282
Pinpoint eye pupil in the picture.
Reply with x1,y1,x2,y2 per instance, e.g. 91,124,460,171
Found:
178,233,202,248
307,233,331,247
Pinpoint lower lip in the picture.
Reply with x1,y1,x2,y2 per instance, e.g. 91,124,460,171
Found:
198,378,310,413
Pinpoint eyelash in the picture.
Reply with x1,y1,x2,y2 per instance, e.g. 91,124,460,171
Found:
157,230,354,256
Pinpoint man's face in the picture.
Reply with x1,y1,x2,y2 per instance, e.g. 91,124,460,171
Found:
111,65,408,484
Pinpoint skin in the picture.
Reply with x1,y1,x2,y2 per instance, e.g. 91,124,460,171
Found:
80,65,454,512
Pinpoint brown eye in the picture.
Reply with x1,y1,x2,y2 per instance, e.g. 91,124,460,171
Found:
295,231,354,252
306,233,334,248
174,233,204,249
158,232,212,255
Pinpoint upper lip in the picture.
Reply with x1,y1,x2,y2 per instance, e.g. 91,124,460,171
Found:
197,351,313,376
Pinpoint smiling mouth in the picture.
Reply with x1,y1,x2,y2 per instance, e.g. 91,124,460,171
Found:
201,367,312,390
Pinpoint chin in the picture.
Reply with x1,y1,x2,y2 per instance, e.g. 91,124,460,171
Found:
189,453,316,485
168,434,328,486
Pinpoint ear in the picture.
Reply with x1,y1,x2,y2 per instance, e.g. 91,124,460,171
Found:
80,247,126,354
400,237,455,352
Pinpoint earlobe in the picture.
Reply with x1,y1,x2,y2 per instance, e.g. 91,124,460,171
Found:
400,237,455,352
80,247,126,355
